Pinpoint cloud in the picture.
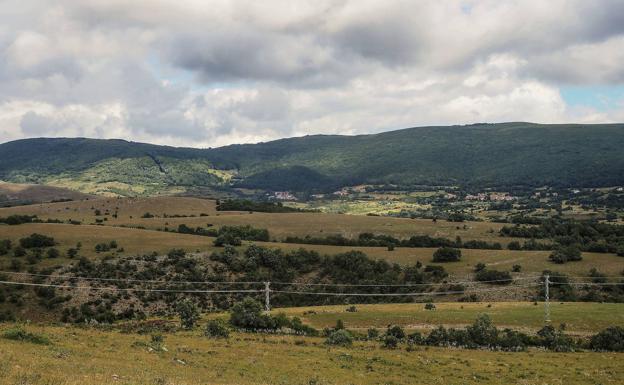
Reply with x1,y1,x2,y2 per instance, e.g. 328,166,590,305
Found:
0,0,623,147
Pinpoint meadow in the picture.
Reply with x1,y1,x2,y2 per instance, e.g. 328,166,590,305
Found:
1,320,623,385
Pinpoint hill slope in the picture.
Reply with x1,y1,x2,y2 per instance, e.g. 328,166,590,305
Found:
1,122,623,193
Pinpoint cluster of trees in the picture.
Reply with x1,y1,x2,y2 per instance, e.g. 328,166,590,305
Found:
500,219,624,254
284,233,503,250
174,224,270,246
216,199,308,213
0,215,76,226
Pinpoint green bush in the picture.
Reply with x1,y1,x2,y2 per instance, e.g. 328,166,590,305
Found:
590,326,624,352
2,326,50,345
325,329,353,346
549,245,582,264
475,269,512,284
176,299,200,329
19,233,55,248
432,247,461,262
383,334,399,349
205,319,230,338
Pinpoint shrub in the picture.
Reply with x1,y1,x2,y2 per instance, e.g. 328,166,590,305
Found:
2,326,50,345
345,305,357,312
46,248,60,259
386,325,406,340
512,264,522,272
432,247,461,262
205,319,230,339
424,302,436,310
19,233,55,248
474,262,486,272
367,328,379,339
213,233,242,247
229,297,275,331
67,248,78,258
325,329,353,346
13,246,26,257
549,245,582,264
466,315,498,347
383,334,399,349
590,326,624,352
536,325,575,352
475,269,512,284
176,299,200,329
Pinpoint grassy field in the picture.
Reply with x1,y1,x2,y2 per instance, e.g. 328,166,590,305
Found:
276,302,624,334
1,222,623,279
1,223,622,278
0,197,509,243
0,322,622,385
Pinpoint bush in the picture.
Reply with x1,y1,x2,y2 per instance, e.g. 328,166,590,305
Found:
46,248,60,259
386,325,406,340
367,328,379,339
19,233,55,248
13,246,26,257
549,245,582,264
512,264,522,272
2,326,50,345
325,329,353,346
383,334,399,348
432,247,461,262
205,319,230,339
474,262,486,272
229,297,275,331
213,233,242,247
536,325,574,352
345,305,357,312
466,315,498,347
590,326,624,352
424,302,436,310
176,299,200,329
475,269,512,284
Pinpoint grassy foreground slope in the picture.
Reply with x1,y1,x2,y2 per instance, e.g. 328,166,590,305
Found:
0,323,622,385
2,123,624,192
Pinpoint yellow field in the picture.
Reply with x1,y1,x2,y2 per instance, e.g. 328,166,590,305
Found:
0,197,508,243
0,323,622,385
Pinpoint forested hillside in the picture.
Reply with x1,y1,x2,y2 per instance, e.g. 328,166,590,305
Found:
1,122,623,193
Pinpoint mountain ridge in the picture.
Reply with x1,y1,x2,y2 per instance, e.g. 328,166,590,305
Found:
2,122,624,194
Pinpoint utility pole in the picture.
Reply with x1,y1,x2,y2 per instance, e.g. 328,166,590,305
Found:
544,274,551,323
264,281,271,312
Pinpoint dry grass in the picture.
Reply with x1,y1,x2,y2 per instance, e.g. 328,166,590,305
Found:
0,196,507,243
0,323,622,385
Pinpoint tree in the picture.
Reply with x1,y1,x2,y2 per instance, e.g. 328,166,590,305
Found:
432,247,461,262
466,315,498,347
176,299,200,329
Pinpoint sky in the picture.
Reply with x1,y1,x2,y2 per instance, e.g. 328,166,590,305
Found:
1,0,623,148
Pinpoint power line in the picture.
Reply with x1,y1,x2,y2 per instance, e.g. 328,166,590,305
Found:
272,283,541,297
0,279,264,294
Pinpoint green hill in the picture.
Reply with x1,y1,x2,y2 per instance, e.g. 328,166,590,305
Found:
1,122,623,194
